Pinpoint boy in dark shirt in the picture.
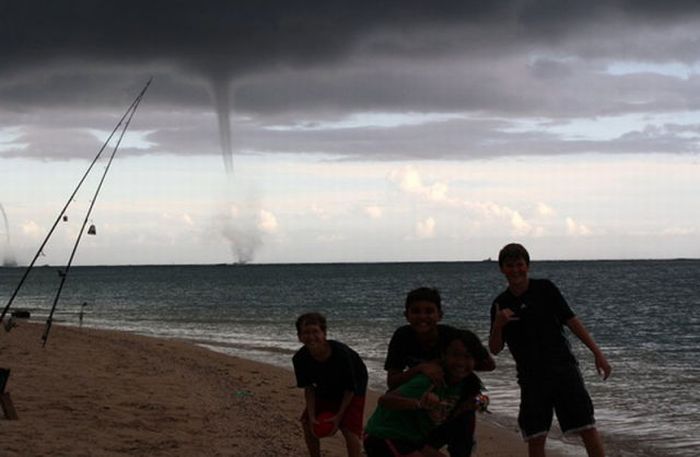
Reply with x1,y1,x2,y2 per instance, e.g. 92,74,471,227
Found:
293,312,368,457
489,243,611,457
384,287,494,457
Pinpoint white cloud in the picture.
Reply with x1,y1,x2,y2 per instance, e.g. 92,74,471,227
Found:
388,165,450,203
466,201,544,237
566,217,592,236
427,181,449,202
310,204,330,220
21,220,43,238
416,217,436,239
364,206,383,219
510,211,533,236
257,209,278,234
536,202,555,217
661,226,696,236
389,165,423,193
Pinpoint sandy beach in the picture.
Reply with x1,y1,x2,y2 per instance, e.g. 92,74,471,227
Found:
0,322,548,457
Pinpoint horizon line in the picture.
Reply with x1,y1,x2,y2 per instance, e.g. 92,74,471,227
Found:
2,257,698,268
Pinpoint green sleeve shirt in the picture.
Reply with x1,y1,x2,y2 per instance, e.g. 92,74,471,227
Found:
364,374,464,443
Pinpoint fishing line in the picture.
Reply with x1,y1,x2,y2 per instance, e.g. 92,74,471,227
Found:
0,79,153,342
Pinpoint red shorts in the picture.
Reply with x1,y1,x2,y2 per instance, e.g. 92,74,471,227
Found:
301,395,366,437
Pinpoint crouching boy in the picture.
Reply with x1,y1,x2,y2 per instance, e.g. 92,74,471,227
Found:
293,312,368,457
364,329,487,457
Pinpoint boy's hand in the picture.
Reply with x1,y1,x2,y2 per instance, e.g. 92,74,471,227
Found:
418,386,441,410
311,413,339,437
327,413,341,436
493,303,519,328
418,362,445,386
595,352,612,380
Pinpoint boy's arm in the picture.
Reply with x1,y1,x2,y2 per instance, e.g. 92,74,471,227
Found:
488,325,505,355
331,390,355,428
489,303,515,355
304,387,317,422
566,316,612,380
387,362,443,390
379,383,439,411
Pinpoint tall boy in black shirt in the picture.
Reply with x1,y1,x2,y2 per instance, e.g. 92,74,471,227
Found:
489,243,611,457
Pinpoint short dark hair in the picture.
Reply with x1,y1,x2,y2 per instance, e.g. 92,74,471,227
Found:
295,312,327,335
498,243,530,267
443,329,485,396
405,287,442,312
444,329,482,358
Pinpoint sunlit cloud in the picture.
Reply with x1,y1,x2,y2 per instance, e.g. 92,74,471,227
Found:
388,165,450,202
566,217,592,236
661,226,696,236
21,220,43,238
536,202,555,217
310,204,330,220
416,217,436,239
258,209,278,234
364,206,383,219
511,211,533,236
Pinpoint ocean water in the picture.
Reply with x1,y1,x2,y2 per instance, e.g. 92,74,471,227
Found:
1,260,698,457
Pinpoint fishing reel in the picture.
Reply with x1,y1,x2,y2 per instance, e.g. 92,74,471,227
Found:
475,393,490,413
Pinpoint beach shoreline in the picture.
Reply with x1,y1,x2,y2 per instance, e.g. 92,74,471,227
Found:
0,322,564,456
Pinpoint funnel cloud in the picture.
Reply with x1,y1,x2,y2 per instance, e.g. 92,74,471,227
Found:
0,203,17,267
211,78,234,174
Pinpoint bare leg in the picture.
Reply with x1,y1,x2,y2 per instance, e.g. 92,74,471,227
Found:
527,435,547,457
302,419,321,457
580,428,605,457
340,428,362,457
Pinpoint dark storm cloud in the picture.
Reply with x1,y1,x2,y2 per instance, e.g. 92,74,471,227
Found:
3,0,700,161
3,0,700,84
0,0,508,78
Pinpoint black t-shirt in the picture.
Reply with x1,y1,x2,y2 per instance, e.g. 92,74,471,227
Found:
490,278,577,381
384,324,490,372
293,340,368,401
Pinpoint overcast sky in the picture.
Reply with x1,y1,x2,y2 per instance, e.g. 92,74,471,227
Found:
1,0,699,265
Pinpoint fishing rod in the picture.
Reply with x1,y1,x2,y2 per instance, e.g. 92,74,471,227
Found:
41,78,152,346
0,78,152,330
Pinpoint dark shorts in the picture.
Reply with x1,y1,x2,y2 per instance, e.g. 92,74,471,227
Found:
426,410,476,457
301,395,366,437
518,364,595,440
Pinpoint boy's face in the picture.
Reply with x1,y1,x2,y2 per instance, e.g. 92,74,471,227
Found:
404,300,442,334
443,339,475,381
298,323,327,349
500,257,529,289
